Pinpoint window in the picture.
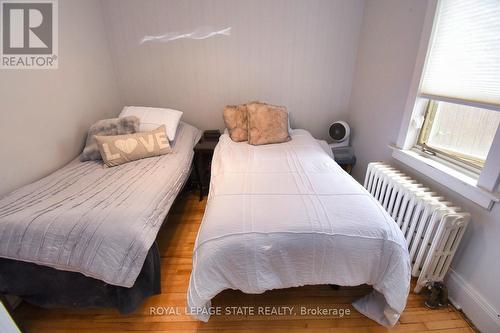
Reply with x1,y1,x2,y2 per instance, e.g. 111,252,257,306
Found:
395,0,500,209
419,0,500,107
417,100,500,171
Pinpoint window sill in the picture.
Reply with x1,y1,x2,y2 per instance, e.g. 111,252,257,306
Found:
391,147,499,210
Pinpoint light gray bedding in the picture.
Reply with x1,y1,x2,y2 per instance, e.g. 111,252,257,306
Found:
0,122,201,288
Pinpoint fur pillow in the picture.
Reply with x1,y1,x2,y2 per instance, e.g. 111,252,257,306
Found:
223,104,248,142
94,125,171,167
81,116,140,161
247,102,291,145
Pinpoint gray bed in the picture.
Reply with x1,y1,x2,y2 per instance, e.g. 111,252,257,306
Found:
0,122,201,312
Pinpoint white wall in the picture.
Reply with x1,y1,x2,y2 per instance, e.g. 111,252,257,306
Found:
0,302,20,333
0,0,121,196
100,0,364,140
348,0,500,331
348,0,428,183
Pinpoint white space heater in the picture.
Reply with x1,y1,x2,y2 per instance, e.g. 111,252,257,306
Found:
364,162,470,293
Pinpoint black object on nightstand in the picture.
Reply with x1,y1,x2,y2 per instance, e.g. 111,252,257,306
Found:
194,130,221,200
332,146,356,174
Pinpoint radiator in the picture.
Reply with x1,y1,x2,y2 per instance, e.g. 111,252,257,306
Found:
364,162,470,293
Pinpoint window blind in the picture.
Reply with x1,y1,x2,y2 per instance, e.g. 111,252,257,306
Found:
420,0,500,110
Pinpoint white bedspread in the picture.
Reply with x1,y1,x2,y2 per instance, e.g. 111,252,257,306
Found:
0,122,200,288
187,130,410,327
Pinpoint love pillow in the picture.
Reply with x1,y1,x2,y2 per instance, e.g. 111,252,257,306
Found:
94,125,172,167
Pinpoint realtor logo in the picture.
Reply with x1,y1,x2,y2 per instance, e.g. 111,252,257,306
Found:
1,0,58,69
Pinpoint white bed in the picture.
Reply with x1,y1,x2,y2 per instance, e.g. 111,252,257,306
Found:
187,129,411,327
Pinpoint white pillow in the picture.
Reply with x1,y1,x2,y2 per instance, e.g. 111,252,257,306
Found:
119,106,183,141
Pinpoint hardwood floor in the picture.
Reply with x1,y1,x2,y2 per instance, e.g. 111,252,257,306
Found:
15,191,475,333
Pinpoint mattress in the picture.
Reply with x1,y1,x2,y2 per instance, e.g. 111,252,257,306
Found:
0,122,201,288
187,129,411,327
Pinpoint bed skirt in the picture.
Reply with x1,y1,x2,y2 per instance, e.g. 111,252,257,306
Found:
0,243,161,314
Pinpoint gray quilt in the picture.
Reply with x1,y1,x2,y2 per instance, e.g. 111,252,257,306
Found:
0,122,201,288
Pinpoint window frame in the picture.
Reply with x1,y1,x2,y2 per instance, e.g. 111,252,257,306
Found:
415,100,493,172
394,0,500,210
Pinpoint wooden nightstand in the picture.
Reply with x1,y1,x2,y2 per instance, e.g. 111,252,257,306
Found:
194,132,220,200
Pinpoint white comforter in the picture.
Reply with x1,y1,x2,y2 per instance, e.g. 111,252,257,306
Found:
187,130,410,327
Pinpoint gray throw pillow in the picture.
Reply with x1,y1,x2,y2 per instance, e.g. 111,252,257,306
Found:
80,116,140,161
